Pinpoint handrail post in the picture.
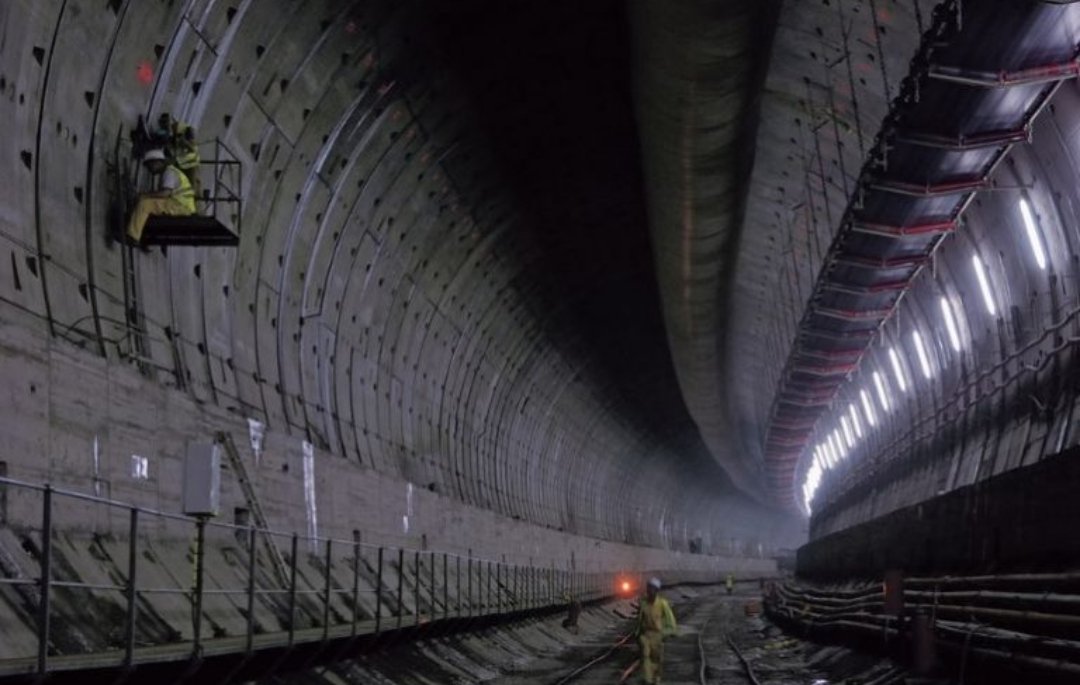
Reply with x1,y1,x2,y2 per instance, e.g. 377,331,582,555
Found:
513,563,518,611
245,526,256,654
496,563,502,614
123,507,139,668
37,485,52,676
213,138,221,221
192,516,207,654
287,534,298,647
442,553,448,619
396,548,404,628
351,534,361,638
322,538,333,641
467,555,473,617
486,560,492,614
374,546,384,635
456,555,462,617
237,146,244,237
429,551,435,618
413,549,421,626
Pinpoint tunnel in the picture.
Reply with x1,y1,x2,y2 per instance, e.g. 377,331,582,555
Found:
1,0,1079,682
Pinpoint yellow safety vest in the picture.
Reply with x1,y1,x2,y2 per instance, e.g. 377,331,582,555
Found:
166,164,196,212
171,122,200,172
174,144,199,172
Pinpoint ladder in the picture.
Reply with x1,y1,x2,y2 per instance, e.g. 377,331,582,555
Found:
109,126,151,369
216,431,290,586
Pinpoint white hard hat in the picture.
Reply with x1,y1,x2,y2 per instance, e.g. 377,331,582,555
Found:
143,148,166,163
647,577,662,589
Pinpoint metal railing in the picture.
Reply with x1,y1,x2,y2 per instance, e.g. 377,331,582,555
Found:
0,475,627,677
196,137,243,236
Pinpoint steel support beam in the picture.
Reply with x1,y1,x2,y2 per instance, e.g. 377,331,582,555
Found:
791,362,858,377
821,278,911,295
868,177,988,197
834,253,930,269
894,127,1029,150
815,306,894,322
850,218,956,238
928,60,1080,87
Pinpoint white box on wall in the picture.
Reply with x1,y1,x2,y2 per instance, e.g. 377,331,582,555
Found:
182,443,221,516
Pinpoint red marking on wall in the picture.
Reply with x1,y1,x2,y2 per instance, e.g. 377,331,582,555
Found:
346,20,358,34
136,61,154,85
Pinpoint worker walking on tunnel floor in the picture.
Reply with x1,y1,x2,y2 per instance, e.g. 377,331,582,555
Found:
125,148,196,243
637,576,677,684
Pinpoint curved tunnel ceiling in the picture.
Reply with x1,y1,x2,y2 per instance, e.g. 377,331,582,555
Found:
630,0,938,507
0,0,803,551
635,0,1080,519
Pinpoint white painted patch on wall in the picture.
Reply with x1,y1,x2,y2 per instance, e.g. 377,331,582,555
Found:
403,482,414,534
247,418,265,466
302,440,318,552
131,455,148,480
92,436,101,495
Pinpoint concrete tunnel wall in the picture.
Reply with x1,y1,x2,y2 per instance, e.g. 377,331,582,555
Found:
0,0,802,584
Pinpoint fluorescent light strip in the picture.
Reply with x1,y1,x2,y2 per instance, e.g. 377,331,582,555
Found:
972,253,997,316
888,347,908,392
832,431,846,459
911,330,933,379
940,297,963,352
860,389,878,427
1019,198,1048,270
872,371,891,412
841,415,855,449
849,404,863,438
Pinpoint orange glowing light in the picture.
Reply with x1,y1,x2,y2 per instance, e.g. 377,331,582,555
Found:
621,581,631,592
136,61,154,86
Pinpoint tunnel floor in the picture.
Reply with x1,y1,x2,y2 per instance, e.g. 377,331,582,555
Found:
261,586,917,684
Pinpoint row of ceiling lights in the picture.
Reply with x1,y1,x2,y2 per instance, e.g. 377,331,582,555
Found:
802,195,1052,514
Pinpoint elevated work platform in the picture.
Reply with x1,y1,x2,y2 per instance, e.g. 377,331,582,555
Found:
120,137,243,248
141,215,238,247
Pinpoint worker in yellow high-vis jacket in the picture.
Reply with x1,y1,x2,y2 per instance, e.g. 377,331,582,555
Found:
126,148,196,243
637,577,677,684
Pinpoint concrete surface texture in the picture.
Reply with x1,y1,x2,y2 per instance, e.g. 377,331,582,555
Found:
250,587,909,684
0,497,771,665
0,0,803,570
629,0,935,506
5,0,1080,675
